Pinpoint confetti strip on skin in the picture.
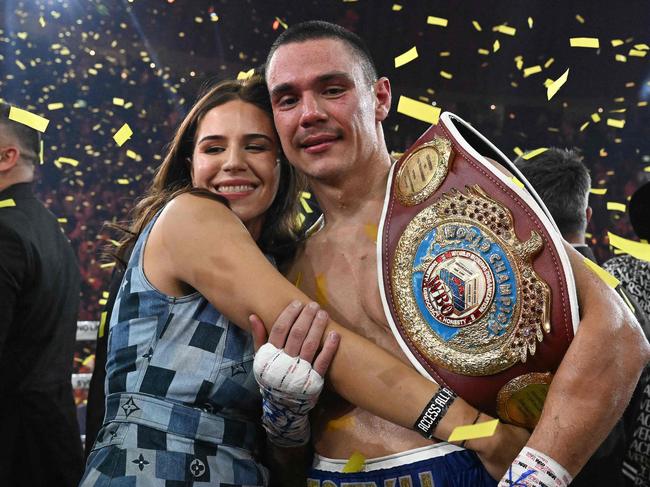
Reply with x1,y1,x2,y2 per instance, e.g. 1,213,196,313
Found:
113,123,133,146
584,258,620,288
0,199,16,208
427,16,448,27
342,452,366,473
448,419,499,442
8,106,49,133
547,68,569,100
607,118,625,128
293,271,302,289
608,232,650,262
326,415,355,431
394,47,418,68
589,187,607,195
397,96,440,125
570,37,600,48
522,147,548,160
364,223,378,243
607,202,626,212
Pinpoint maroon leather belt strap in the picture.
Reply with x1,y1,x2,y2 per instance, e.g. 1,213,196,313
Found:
377,112,579,428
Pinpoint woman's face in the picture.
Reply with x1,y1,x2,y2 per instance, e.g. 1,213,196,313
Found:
191,99,281,237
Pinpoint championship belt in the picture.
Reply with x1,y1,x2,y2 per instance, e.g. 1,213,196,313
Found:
378,112,579,429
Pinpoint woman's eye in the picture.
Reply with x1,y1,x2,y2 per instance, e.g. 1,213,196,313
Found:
246,145,268,152
205,146,225,154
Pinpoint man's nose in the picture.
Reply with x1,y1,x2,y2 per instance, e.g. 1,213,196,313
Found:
299,93,327,127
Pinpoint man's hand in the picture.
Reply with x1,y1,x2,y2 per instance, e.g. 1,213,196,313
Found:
469,418,531,480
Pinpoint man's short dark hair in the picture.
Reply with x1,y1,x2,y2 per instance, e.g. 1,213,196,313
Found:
0,101,41,164
629,181,650,241
266,20,378,84
515,147,591,237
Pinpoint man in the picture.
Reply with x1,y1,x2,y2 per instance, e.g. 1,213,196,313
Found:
264,21,650,486
603,181,650,486
515,147,636,487
0,102,84,486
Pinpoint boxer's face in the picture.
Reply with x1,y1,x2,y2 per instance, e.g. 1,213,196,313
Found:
267,38,387,181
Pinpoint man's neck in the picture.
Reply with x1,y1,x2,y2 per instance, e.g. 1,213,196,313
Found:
309,151,392,226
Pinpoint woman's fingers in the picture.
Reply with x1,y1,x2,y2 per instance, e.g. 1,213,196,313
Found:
249,314,268,353
312,332,340,377
299,309,329,363
266,300,305,348
283,302,320,356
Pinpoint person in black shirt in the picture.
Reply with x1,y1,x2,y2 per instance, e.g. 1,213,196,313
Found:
0,102,84,486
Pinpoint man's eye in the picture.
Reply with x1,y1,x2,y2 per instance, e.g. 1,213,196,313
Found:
324,86,345,96
277,95,298,107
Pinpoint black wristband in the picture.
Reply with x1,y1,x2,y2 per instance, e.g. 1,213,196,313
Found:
414,387,457,440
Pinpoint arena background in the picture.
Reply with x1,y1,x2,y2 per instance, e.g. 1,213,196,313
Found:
1,0,649,435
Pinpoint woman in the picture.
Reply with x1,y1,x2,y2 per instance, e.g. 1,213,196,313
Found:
81,76,525,486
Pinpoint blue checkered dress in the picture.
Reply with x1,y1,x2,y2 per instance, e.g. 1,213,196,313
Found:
80,209,268,486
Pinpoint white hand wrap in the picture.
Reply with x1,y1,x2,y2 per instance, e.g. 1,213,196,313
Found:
498,447,573,487
253,343,324,447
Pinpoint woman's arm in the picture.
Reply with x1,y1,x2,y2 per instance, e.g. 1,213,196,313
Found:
150,194,528,476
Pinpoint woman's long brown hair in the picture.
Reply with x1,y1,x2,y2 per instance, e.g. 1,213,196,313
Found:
112,75,304,268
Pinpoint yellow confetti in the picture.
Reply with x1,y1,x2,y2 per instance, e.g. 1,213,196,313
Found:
629,49,647,57
39,16,46,27
342,452,366,473
39,139,44,165
522,147,548,160
523,65,542,78
639,101,648,107
8,106,49,133
611,39,624,47
394,46,419,68
126,150,141,160
0,199,16,208
472,20,482,31
493,40,500,52
514,55,524,70
599,148,608,157
579,121,590,131
439,51,450,57
274,17,288,29
55,157,79,167
607,118,625,128
607,202,626,212
427,16,448,27
547,68,569,100
392,4,403,11
570,37,600,49
478,48,490,55
544,57,555,68
47,102,64,110
616,54,627,62
527,17,533,28
113,97,125,106
117,178,130,185
608,232,650,262
584,258,619,288
237,68,255,80
513,147,524,156
591,113,601,122
494,25,516,36
293,271,302,289
575,14,585,23
57,217,67,223
98,311,108,338
364,223,378,243
448,419,499,442
644,166,650,172
440,70,453,79
300,196,313,214
397,96,440,125
99,262,116,269
326,415,355,431
113,123,133,146
315,274,329,307
589,187,607,195
511,177,525,189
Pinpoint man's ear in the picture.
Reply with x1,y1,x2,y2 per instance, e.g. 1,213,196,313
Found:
586,206,593,225
373,77,392,122
0,146,20,173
